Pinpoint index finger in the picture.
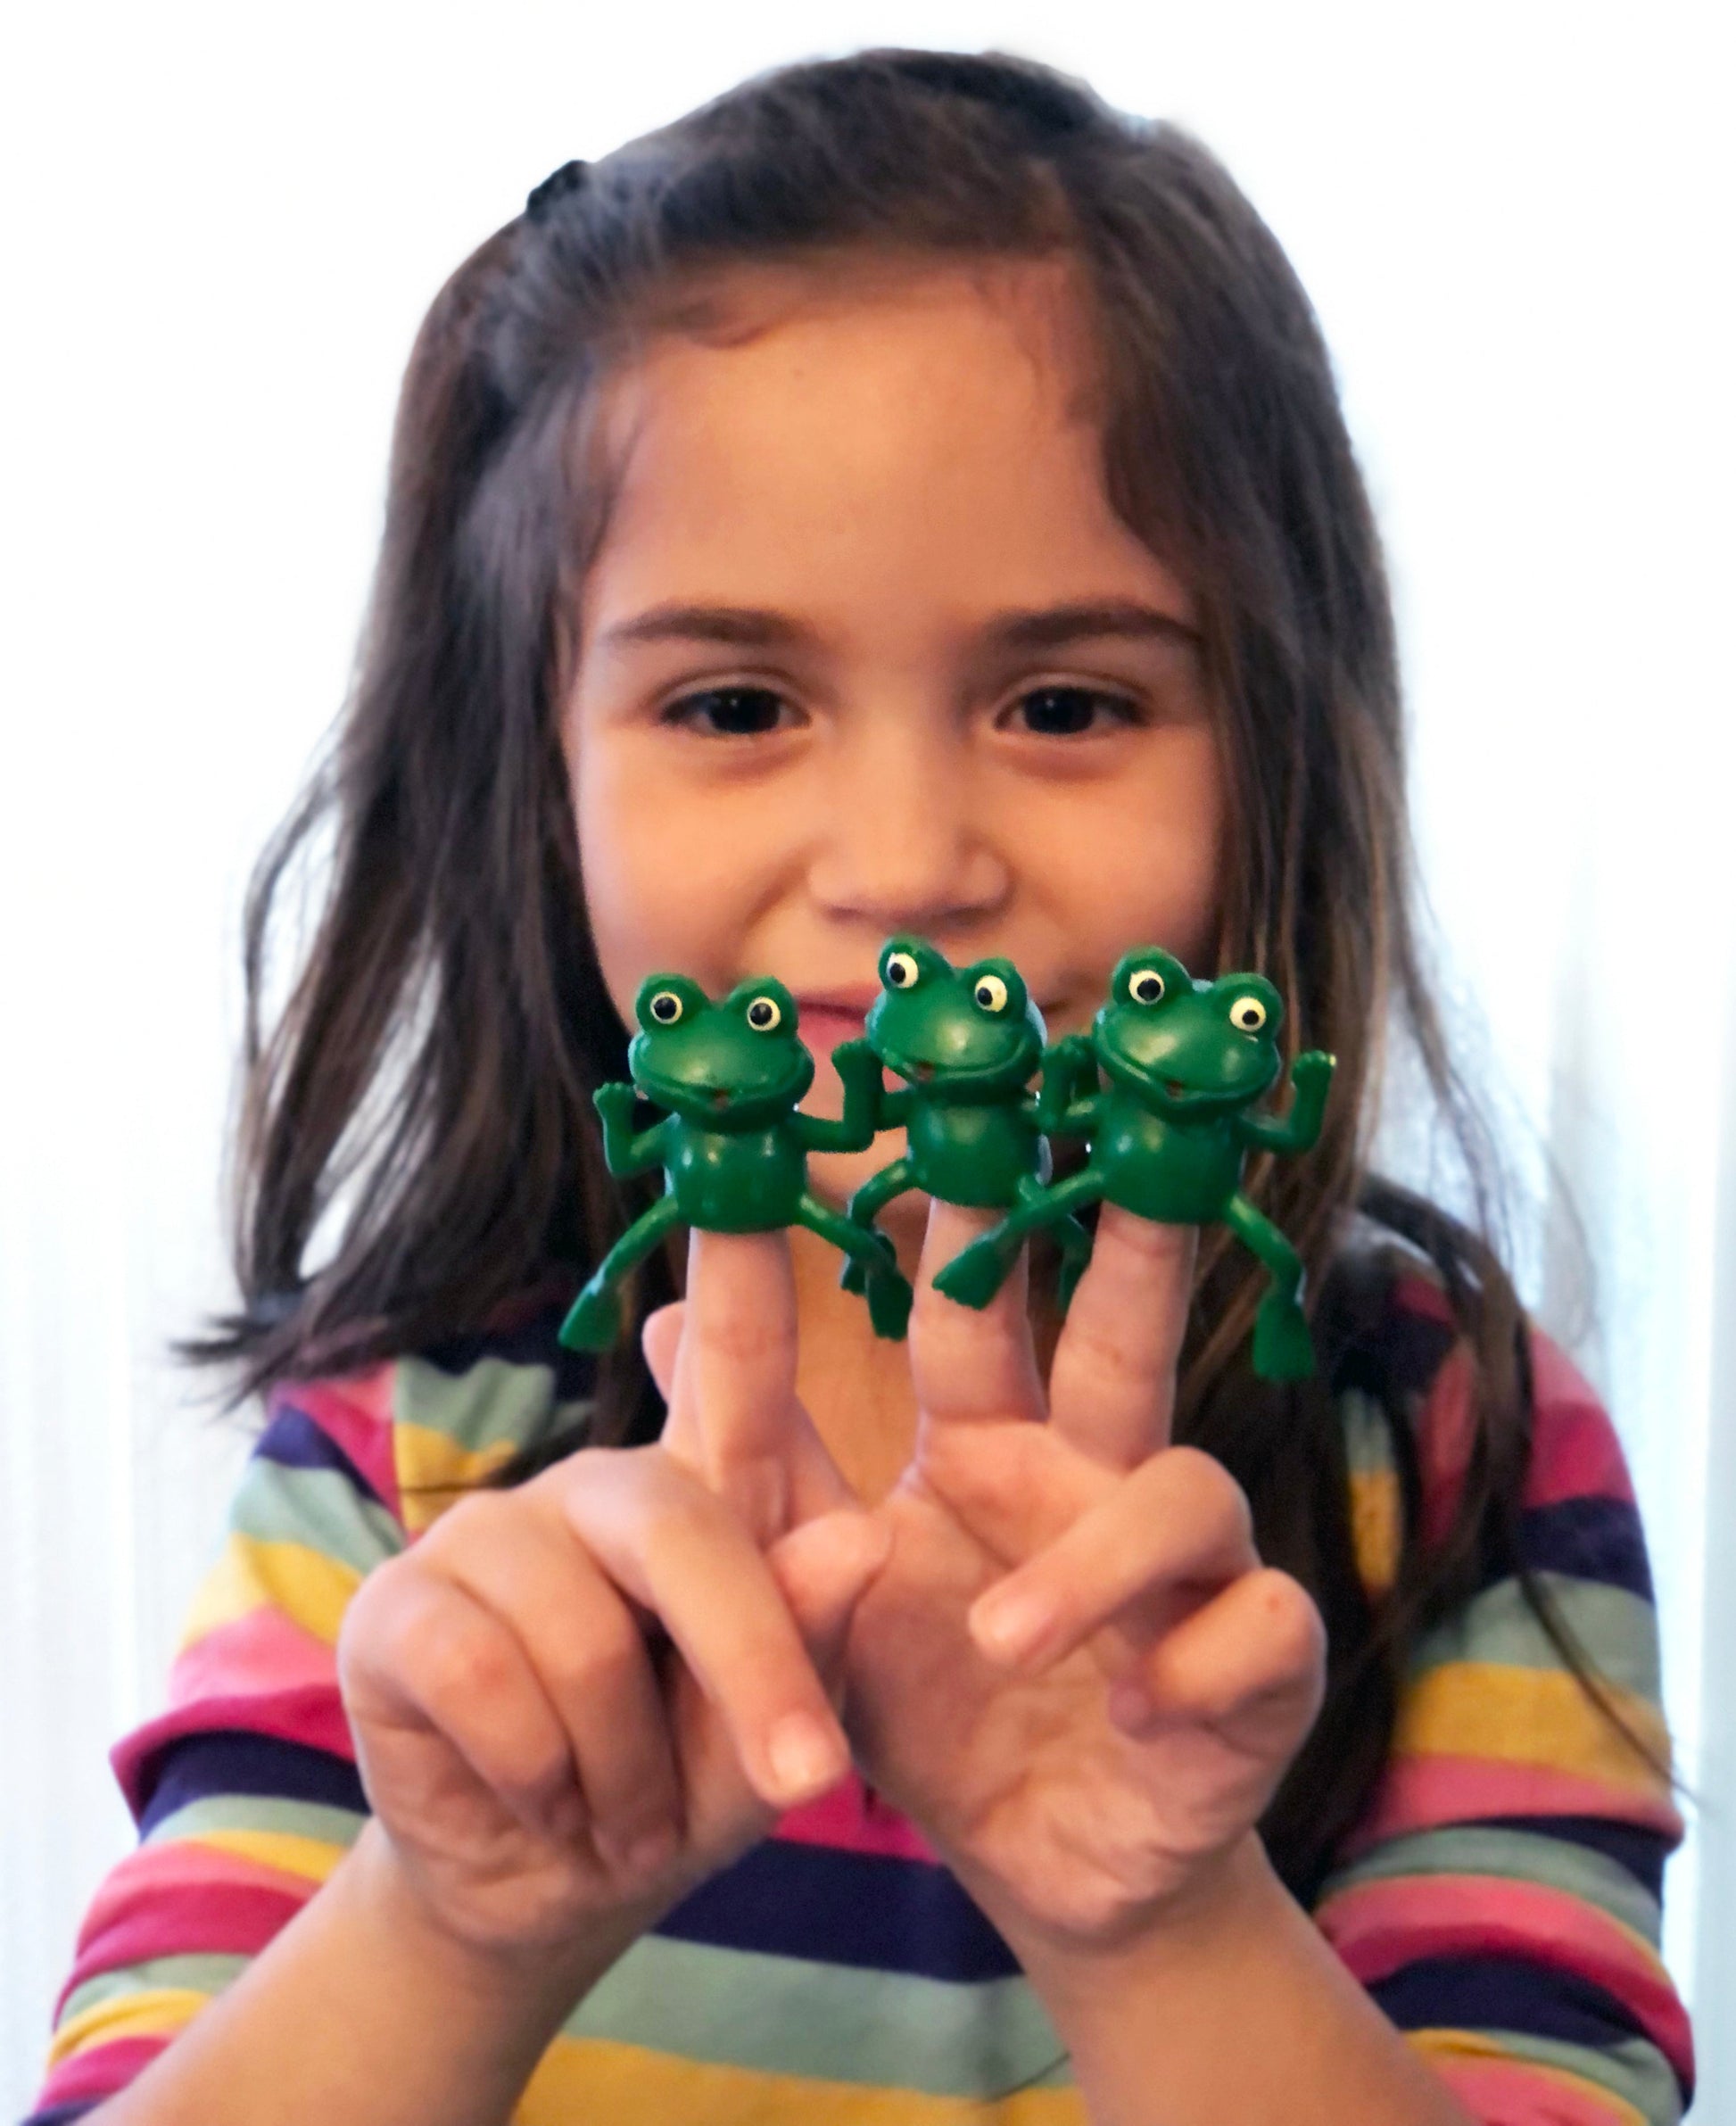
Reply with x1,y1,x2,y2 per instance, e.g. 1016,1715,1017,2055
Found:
659,1228,800,1537
1045,1207,1195,1468
908,1200,1046,1431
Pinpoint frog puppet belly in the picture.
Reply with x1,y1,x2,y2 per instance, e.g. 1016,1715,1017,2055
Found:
665,1123,809,1231
905,1100,1040,1208
1094,1103,1244,1226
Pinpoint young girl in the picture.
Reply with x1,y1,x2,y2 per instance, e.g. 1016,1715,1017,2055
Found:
29,46,1694,2126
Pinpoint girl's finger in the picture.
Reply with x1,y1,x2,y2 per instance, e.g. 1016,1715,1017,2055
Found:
645,1289,854,1532
437,1493,683,1872
558,1449,856,1810
1109,1568,1327,1753
908,1200,1046,1431
340,1564,584,1845
967,1445,1257,1677
1046,1207,1195,1468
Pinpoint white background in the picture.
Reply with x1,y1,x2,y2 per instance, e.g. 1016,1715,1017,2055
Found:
3,0,1732,2115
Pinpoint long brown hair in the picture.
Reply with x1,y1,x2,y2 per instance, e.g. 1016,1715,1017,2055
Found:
188,47,1658,1900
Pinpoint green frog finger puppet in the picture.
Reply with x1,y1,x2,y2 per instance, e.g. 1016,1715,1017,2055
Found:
558,973,914,1353
843,936,1092,1308
931,947,1335,1381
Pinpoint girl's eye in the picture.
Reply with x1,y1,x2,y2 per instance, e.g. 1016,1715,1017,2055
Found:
1229,996,1268,1033
746,995,782,1031
972,974,1009,1013
1004,686,1140,738
665,686,791,737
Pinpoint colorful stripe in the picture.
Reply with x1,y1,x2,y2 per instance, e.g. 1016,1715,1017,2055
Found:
24,1260,1695,2124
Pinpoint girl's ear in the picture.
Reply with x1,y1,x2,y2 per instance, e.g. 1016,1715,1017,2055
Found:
634,972,711,1032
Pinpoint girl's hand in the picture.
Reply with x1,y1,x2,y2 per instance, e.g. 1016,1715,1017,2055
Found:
849,1204,1326,1952
335,1231,889,1969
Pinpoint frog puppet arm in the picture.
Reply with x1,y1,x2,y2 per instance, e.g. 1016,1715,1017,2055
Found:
558,975,913,1353
1034,1031,1104,1138
1234,1048,1335,1156
932,947,1333,1382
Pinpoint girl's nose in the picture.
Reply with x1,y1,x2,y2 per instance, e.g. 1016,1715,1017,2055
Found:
807,716,1009,934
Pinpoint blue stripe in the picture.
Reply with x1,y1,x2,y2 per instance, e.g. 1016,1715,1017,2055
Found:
657,1836,1020,1981
1516,1496,1654,1601
417,1299,596,1402
1369,1955,1684,2097
255,1403,387,1510
1332,1304,1454,1402
18,2105,102,2124
137,1732,369,1836
1472,1815,1668,1901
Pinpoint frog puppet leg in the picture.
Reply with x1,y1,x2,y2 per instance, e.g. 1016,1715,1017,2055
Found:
1219,1192,1314,1381
930,1168,1104,1312
839,1154,917,1296
558,1192,684,1353
794,1191,913,1339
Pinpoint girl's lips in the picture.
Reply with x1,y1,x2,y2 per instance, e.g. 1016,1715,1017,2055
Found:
796,1001,869,1050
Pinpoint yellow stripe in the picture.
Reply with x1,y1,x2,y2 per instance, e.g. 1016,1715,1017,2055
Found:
515,2033,1083,2125
178,1532,360,1648
1393,1661,1669,1790
188,1825,347,1885
395,1420,519,1535
1409,2030,1647,2126
47,1986,204,2066
1348,1468,1401,1595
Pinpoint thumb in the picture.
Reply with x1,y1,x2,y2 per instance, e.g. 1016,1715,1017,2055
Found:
767,1508,892,1695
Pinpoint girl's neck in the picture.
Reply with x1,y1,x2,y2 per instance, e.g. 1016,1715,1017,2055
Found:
789,1220,921,1506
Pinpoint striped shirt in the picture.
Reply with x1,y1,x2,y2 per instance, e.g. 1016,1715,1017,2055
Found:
25,1260,1695,2124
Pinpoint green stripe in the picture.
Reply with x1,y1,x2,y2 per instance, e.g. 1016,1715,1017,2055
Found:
145,1794,365,1849
1338,1388,1397,1477
564,1932,1071,2097
60,1953,247,2026
230,1460,402,1574
395,1353,565,1454
1318,1824,1662,1946
1407,1574,1662,1700
1411,2027,1681,2124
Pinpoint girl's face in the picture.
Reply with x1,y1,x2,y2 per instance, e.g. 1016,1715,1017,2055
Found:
564,257,1223,1203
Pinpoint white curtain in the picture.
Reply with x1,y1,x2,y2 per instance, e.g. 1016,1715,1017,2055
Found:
4,3,1729,2115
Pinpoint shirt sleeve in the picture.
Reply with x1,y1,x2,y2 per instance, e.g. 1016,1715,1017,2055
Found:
1315,1278,1697,2126
25,1323,591,2124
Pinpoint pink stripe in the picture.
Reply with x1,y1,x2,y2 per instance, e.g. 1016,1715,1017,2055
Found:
36,2035,169,2106
276,1367,401,1520
169,1605,338,1705
1427,2052,1634,2126
772,1774,940,1862
1320,1875,1693,2084
1348,1756,1681,1851
111,1685,357,1819
60,1878,311,2017
72,1841,322,1956
1524,1339,1635,1508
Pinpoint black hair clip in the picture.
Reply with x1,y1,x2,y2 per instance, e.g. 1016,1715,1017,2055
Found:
525,159,589,224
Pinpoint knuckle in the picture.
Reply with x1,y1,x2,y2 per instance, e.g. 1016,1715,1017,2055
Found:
423,1619,520,1710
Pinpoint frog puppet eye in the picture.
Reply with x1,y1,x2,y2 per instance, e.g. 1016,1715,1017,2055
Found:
746,995,783,1032
972,973,1009,1013
884,951,921,990
649,989,684,1025
1128,967,1167,1006
1228,994,1268,1034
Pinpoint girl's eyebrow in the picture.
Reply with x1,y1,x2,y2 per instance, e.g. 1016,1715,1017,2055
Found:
597,599,1203,654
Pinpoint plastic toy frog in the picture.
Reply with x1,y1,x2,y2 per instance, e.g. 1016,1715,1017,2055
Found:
558,973,913,1352
932,946,1335,1380
842,936,1091,1308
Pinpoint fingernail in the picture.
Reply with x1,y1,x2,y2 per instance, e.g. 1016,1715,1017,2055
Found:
767,1713,844,1801
620,1824,677,1878
971,1590,1053,1662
